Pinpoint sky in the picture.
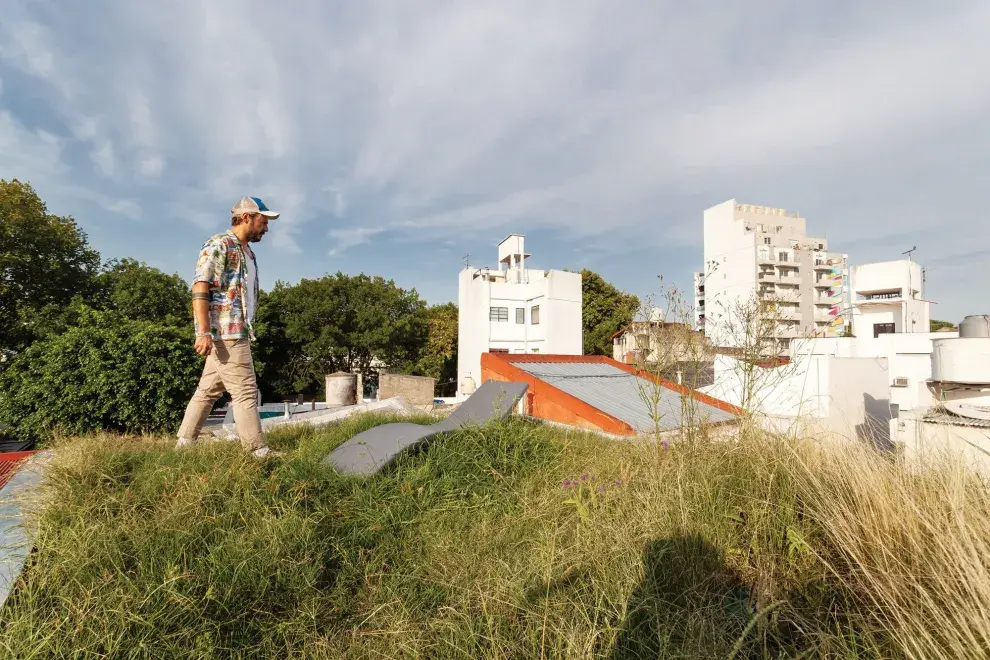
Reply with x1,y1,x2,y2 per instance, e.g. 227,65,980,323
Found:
1,1,988,322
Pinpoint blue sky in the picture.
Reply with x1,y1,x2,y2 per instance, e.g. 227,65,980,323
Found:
1,1,988,322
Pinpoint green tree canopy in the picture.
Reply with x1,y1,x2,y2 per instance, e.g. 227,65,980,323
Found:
0,307,202,441
415,302,458,395
254,273,429,399
93,257,192,327
931,319,956,332
0,179,101,351
580,268,639,356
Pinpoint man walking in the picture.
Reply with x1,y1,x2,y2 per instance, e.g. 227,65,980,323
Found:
176,196,280,458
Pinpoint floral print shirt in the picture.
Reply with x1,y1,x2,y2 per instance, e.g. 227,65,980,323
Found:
191,230,258,341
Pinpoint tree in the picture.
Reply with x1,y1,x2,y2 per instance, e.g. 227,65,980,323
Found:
93,258,192,327
415,302,458,395
0,179,101,351
0,307,202,441
253,273,429,399
14,259,193,343
253,285,311,400
581,269,639,356
931,319,956,332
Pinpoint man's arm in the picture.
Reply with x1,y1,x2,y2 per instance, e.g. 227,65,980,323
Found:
191,281,213,356
191,237,224,357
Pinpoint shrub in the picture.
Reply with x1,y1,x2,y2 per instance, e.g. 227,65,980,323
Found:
0,307,201,441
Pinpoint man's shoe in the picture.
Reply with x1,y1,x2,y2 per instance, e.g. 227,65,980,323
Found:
251,446,280,459
176,436,194,449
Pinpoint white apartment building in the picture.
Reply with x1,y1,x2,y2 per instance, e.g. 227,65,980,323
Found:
698,199,849,353
849,260,930,338
457,234,582,396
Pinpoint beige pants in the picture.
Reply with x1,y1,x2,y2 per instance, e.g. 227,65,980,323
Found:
177,339,264,451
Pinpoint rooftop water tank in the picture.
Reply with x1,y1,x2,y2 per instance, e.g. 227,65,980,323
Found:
325,372,358,406
959,315,990,338
931,338,990,385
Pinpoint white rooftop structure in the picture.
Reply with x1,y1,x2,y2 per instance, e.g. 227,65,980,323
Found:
456,234,582,397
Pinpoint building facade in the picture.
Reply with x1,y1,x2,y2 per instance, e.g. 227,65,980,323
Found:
693,271,706,330
457,234,582,397
698,199,849,353
849,260,930,339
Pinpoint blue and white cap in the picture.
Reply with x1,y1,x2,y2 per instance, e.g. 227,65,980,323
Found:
231,196,280,219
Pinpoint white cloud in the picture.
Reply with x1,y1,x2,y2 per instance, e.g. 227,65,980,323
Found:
91,141,115,177
139,154,164,177
328,227,385,256
0,0,988,318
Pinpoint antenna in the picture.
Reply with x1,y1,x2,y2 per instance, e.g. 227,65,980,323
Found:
463,253,471,269
902,246,917,332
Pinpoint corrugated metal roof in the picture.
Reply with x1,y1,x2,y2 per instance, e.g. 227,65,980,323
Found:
514,361,736,432
923,412,990,428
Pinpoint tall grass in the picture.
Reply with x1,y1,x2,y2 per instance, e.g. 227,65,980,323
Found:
0,413,987,658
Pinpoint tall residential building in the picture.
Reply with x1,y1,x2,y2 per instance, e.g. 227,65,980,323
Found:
850,260,930,338
698,199,849,352
457,234,582,397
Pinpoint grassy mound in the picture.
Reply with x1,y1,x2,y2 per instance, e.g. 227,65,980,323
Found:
1,415,988,658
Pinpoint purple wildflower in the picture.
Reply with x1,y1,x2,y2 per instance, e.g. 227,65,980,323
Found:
562,479,572,487
661,440,670,450
615,479,623,486
581,473,589,481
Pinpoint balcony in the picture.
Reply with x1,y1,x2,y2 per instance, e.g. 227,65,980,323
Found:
814,279,833,288
814,294,840,305
777,274,802,285
814,312,835,323
757,254,776,265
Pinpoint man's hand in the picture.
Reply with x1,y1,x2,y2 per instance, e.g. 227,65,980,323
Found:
194,335,214,356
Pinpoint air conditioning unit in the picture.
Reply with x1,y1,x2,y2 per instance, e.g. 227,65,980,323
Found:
892,377,909,388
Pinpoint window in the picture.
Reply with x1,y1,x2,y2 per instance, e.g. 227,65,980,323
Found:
778,251,789,262
531,348,539,353
764,237,771,245
489,306,509,322
873,323,895,338
515,308,525,324
490,348,509,353
531,305,540,325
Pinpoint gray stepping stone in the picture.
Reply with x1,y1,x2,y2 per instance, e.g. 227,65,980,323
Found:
324,380,529,476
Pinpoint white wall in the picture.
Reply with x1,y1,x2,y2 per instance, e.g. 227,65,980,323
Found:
827,357,894,448
457,263,582,396
702,200,757,348
897,411,990,477
852,304,900,338
795,332,958,413
850,260,930,338
852,260,923,297
699,352,892,445
700,353,831,418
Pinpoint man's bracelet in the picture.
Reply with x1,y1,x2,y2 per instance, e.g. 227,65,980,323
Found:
192,292,210,301
195,332,212,339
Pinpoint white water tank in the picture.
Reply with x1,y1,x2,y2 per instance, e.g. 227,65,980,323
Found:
931,338,990,385
326,372,358,406
461,375,476,396
959,315,990,338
